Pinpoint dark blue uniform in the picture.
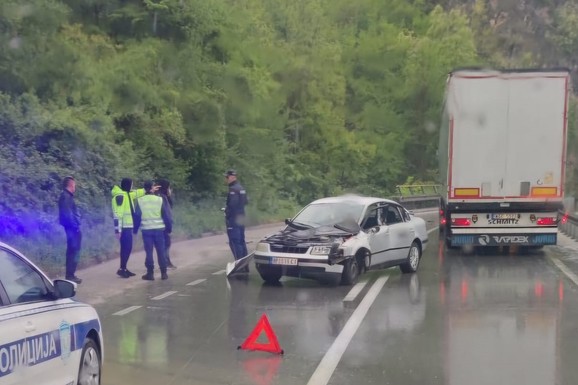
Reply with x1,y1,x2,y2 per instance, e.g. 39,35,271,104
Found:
225,180,248,260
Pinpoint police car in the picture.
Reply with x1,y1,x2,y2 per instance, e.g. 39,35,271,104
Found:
0,241,103,385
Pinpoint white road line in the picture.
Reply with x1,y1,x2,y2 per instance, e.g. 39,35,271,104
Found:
343,281,368,302
212,269,226,275
307,275,389,385
427,227,437,234
549,256,578,286
112,305,142,316
151,291,178,300
186,278,207,286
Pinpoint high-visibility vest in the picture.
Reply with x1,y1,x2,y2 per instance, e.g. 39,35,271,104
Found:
138,195,165,230
111,186,145,229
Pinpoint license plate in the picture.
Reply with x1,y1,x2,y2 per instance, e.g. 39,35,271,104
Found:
491,213,519,220
272,257,298,266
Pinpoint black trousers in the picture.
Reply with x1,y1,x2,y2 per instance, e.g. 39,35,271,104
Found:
64,227,82,277
119,228,133,270
142,229,167,271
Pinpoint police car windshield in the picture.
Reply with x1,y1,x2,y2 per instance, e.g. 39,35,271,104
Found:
292,202,364,228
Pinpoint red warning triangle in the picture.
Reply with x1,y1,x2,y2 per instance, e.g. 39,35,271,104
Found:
238,314,284,355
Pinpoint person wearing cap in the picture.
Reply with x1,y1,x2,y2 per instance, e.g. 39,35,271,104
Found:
134,180,172,280
58,176,82,284
111,178,147,278
224,169,249,268
156,179,176,269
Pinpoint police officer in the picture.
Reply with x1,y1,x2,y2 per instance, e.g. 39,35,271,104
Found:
134,181,172,281
58,176,82,284
156,179,176,269
111,178,147,278
224,170,249,265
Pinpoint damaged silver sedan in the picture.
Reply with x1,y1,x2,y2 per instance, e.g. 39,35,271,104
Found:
254,195,428,285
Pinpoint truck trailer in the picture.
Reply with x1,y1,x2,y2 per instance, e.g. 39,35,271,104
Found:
439,68,570,248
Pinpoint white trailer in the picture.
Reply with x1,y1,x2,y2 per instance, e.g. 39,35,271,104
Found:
439,69,570,247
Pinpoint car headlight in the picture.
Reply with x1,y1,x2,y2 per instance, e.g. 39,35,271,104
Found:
310,245,332,255
256,242,270,252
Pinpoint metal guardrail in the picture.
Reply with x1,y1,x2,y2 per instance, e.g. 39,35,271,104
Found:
389,195,441,211
559,212,578,241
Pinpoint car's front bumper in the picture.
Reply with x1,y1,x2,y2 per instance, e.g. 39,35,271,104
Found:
254,253,344,279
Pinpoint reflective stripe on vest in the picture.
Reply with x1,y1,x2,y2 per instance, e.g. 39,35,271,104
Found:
139,195,165,230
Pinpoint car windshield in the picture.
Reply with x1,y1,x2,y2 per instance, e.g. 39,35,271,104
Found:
291,202,365,228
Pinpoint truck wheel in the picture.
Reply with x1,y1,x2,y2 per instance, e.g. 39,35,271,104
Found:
256,265,282,284
340,258,359,286
400,241,421,274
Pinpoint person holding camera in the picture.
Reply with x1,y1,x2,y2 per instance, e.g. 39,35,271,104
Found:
111,178,147,278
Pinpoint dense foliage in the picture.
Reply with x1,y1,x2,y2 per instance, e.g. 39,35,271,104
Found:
0,0,577,271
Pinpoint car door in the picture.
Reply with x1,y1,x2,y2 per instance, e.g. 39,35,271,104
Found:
383,205,413,261
0,247,71,385
362,204,390,266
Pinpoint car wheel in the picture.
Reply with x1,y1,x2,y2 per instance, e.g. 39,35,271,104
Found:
256,265,282,284
78,338,101,385
400,241,421,274
340,257,359,286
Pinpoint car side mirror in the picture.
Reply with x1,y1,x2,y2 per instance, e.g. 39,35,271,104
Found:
53,279,76,299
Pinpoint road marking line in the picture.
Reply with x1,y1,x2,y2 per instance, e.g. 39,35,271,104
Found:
343,281,368,302
427,227,437,234
212,269,226,275
186,278,207,286
113,305,142,316
307,275,389,385
152,291,178,300
549,256,578,286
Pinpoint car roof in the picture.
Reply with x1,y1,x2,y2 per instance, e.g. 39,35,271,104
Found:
308,194,398,207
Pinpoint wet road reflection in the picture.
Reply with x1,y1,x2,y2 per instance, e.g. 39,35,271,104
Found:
96,232,578,385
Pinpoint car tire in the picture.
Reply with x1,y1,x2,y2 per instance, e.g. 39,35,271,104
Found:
256,265,283,284
400,241,421,274
340,257,359,286
77,337,101,385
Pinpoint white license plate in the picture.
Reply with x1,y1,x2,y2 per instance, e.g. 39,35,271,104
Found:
491,213,519,220
272,257,298,266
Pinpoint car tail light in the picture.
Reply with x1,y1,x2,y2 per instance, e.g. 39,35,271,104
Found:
536,217,556,226
451,218,471,226
561,213,569,224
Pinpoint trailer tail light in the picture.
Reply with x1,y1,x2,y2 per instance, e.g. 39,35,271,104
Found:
536,217,556,226
451,218,471,226
440,209,447,225
531,187,558,197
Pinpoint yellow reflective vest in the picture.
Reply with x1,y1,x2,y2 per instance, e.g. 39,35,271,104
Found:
137,195,166,230
111,185,145,232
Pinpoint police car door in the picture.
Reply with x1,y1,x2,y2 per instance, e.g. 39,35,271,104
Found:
0,247,71,385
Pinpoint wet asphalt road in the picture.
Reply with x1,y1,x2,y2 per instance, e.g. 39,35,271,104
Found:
76,214,578,385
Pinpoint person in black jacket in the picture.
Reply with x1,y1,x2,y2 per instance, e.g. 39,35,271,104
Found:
224,170,249,266
157,179,176,269
58,176,82,284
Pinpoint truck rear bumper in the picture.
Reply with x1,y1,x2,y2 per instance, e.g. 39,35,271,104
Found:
450,231,557,246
